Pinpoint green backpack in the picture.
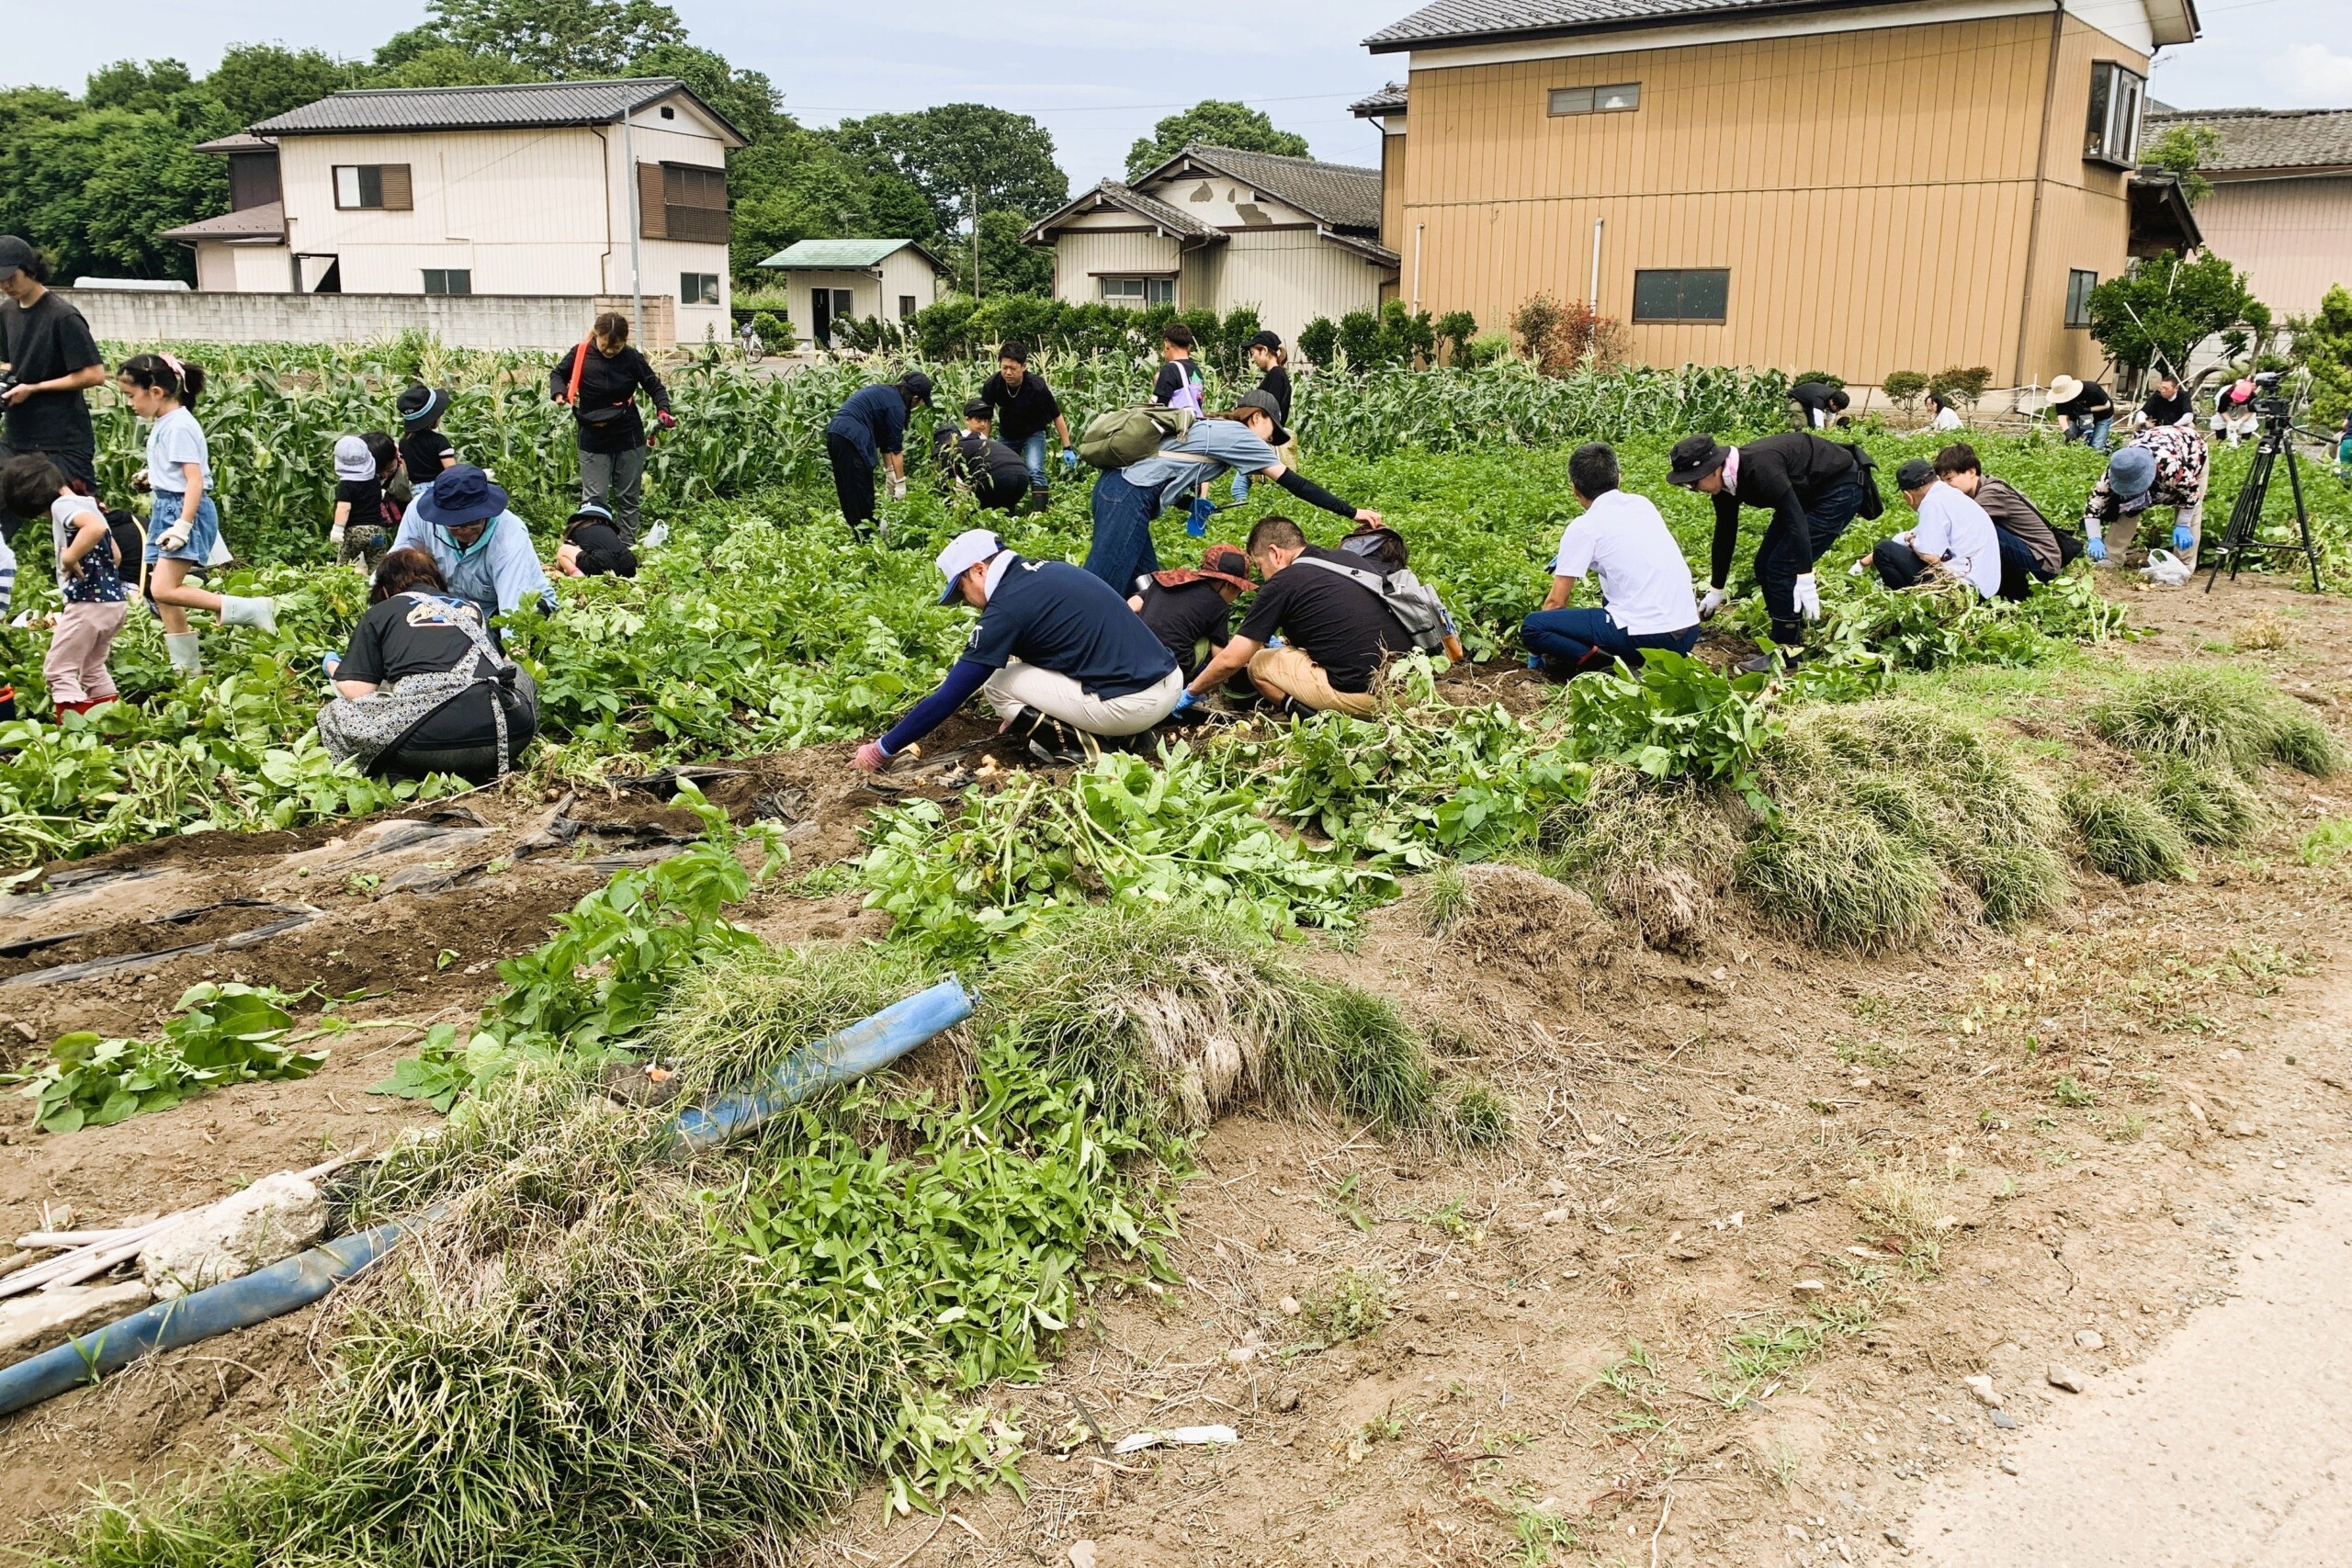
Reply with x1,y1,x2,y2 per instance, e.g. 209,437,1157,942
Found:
1077,404,1195,470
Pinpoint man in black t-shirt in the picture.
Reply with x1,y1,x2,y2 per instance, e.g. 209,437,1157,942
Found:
1788,381,1850,430
0,236,105,512
978,342,1074,506
1179,516,1412,719
935,400,1035,513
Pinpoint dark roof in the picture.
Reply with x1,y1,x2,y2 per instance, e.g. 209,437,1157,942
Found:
1023,181,1226,244
1351,83,1409,118
2145,107,2352,175
1138,144,1385,233
192,131,275,156
162,202,286,244
2127,172,2202,256
1367,0,2196,52
249,78,746,147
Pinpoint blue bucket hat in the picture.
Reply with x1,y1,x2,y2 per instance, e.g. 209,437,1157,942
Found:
416,464,509,527
2106,445,2157,510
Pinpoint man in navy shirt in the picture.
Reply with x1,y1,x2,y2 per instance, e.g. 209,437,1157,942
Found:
854,529,1183,771
824,372,933,538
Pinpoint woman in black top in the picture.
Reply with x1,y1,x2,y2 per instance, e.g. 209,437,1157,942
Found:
1126,545,1251,681
0,237,106,504
549,312,672,545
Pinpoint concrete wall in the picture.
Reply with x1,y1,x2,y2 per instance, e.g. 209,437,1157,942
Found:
58,288,672,353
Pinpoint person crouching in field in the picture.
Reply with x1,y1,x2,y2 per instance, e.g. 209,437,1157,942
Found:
1520,442,1701,679
0,454,126,714
554,502,638,579
390,464,556,626
1860,458,2003,599
1931,443,2078,600
1129,544,1252,687
935,400,1034,513
119,353,276,674
853,529,1183,772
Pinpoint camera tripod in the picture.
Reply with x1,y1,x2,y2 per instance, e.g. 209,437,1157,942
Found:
2204,400,2324,593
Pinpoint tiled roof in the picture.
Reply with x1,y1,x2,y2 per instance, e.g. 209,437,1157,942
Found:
249,78,744,145
1351,83,1409,118
1367,0,1861,49
757,239,949,271
1023,181,1226,243
1147,144,1385,233
192,132,275,155
161,202,286,243
2145,107,2352,174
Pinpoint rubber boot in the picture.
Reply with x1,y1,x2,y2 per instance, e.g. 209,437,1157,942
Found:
220,595,278,635
165,631,204,674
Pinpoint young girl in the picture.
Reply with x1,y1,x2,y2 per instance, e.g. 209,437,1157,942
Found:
0,456,128,714
120,353,275,672
329,431,400,570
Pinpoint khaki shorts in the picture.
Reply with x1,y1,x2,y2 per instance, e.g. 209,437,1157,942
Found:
1249,647,1378,718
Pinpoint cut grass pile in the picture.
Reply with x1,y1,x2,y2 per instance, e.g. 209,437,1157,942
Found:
2092,665,2342,780
2064,781,2192,886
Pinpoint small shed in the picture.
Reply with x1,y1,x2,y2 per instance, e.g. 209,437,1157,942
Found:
757,239,954,347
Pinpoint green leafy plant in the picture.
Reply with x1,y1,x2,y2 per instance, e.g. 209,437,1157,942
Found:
1559,650,1781,813
10,984,325,1134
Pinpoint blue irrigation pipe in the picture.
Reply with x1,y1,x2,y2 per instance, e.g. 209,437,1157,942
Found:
666,976,975,1150
0,978,975,1420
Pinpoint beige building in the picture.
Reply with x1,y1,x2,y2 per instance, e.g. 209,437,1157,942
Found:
2144,106,2351,319
1023,144,1399,347
1356,0,2204,392
163,78,743,346
755,239,953,348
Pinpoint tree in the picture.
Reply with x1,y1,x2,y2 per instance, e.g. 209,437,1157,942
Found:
206,45,355,126
2289,284,2352,426
84,59,198,117
423,0,686,79
367,43,543,89
15,106,231,279
1928,365,1995,411
1125,100,1311,180
1433,310,1478,365
831,105,1066,237
2086,251,2259,379
935,209,1054,299
628,43,783,143
2144,123,2219,207
1879,370,1930,413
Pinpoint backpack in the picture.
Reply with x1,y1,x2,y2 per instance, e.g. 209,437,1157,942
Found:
1078,404,1196,470
1842,442,1884,522
1295,554,1453,655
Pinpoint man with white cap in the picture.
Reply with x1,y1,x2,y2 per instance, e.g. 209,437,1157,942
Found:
853,529,1183,772
2080,423,2209,572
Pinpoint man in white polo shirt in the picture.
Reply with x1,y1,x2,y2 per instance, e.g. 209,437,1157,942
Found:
1863,457,2004,599
1520,442,1703,678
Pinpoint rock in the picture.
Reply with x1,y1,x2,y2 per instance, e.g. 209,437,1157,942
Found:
1541,1207,1570,1224
1069,1541,1097,1568
1793,1279,1828,1301
2075,1329,2104,1350
1989,1408,2017,1429
2048,1363,2087,1393
1999,1458,2020,1476
2227,1121,2261,1139
1883,1528,1907,1549
142,1172,325,1301
1543,1178,1567,1198
0,1280,152,1362
1278,1295,1301,1317
1270,1385,1302,1413
1962,1374,2002,1408
1668,1243,1708,1262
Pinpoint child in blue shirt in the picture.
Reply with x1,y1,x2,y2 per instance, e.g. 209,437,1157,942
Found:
119,353,276,674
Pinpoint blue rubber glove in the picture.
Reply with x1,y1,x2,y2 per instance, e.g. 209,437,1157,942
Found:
2173,523,2196,552
321,653,341,679
2085,534,2108,563
1171,690,1199,716
1186,495,1214,537
1061,446,1078,473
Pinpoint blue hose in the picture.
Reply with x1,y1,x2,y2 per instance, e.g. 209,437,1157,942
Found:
668,976,974,1150
0,1213,423,1418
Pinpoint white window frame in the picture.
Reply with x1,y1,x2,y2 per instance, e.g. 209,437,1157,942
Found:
2085,61,2145,167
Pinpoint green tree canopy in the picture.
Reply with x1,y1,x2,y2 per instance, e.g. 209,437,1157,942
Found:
2085,251,2260,379
2290,284,2352,425
831,104,1067,235
2144,123,2220,207
1126,101,1311,180
422,0,686,78
206,45,356,126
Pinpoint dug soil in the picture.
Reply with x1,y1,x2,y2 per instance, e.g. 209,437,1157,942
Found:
4,576,2348,1566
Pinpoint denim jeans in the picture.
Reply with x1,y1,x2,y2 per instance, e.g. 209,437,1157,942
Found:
1520,607,1699,671
1084,472,1161,592
2064,413,2113,453
1019,432,1050,491
1755,473,1865,646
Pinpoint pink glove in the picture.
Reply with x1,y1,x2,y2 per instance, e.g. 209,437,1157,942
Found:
853,741,890,773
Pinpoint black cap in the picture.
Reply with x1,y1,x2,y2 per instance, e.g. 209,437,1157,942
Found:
0,236,36,281
1245,330,1283,352
962,398,992,422
900,371,934,405
397,384,448,425
1895,457,1936,491
1231,388,1291,448
1666,434,1729,487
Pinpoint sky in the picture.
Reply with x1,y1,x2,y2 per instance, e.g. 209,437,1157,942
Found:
15,0,2352,186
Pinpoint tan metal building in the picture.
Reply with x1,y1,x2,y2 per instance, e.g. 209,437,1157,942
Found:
163,79,744,347
1023,144,1399,346
1357,0,2203,393
2143,107,2352,320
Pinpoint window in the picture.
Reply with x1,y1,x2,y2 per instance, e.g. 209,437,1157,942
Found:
2065,269,2098,329
333,164,412,210
1101,276,1174,306
2085,62,2144,166
899,295,919,321
638,162,729,243
1549,83,1641,117
680,272,721,305
422,268,470,296
1632,268,1730,324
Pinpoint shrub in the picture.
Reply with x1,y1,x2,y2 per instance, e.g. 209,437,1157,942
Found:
1433,310,1479,364
1881,370,1930,413
2092,666,2342,777
1299,315,1339,368
1791,369,1846,389
1337,308,1385,368
1929,366,1995,410
2065,780,2190,884
2148,756,2262,847
1460,330,1513,369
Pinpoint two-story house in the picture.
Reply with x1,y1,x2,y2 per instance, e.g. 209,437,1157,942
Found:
1355,0,2205,392
163,78,743,346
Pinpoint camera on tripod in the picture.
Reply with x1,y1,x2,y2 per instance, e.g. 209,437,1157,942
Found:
2251,369,2290,421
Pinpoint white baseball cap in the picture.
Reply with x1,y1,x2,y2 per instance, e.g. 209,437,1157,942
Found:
935,529,1006,604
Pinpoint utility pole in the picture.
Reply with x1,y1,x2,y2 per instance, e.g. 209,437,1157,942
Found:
623,107,643,329
970,183,982,299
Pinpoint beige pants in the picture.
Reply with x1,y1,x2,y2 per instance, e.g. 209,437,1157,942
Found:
982,663,1183,736
2099,480,2208,571
1248,646,1378,718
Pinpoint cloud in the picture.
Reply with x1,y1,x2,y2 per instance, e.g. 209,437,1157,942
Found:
2269,42,2352,99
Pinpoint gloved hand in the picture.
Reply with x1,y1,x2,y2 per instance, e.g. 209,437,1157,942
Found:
321,653,341,680
1171,690,1199,716
1793,573,1823,622
156,518,193,553
1698,586,1727,620
1186,495,1214,537
2086,534,2109,563
853,740,890,773
329,523,345,546
1061,446,1078,473
656,410,677,430
887,474,907,502
2173,523,2196,552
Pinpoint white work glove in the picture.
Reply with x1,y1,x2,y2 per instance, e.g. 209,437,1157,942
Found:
1793,573,1823,622
156,519,193,553
329,523,346,546
1697,586,1727,620
887,474,907,502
